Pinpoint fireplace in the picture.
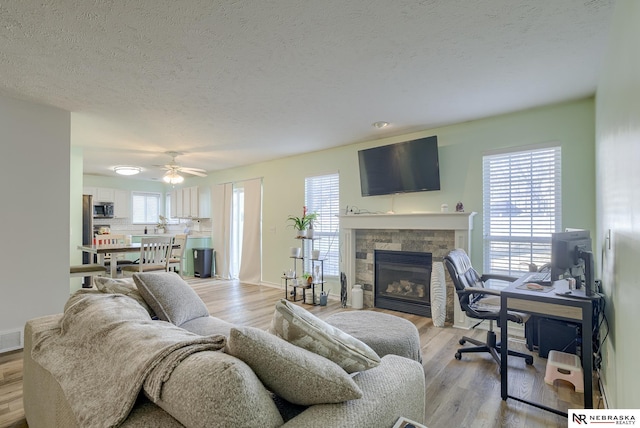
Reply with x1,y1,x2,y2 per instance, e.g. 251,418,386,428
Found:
375,250,432,317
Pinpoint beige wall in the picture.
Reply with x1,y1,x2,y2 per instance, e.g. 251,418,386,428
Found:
595,0,640,409
0,95,71,339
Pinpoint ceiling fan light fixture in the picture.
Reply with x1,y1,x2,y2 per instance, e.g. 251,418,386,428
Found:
114,166,141,176
163,170,184,184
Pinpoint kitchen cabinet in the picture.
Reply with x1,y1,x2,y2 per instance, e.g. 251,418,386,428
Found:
170,191,178,218
169,188,183,218
96,187,115,203
83,187,129,217
113,190,130,218
197,186,211,218
190,186,199,217
170,186,210,218
182,186,192,217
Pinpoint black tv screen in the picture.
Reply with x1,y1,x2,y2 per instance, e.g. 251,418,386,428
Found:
358,135,441,197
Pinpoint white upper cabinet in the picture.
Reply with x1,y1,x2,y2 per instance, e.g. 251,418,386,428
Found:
95,187,115,203
169,186,210,218
170,190,178,218
113,190,130,218
190,186,199,217
197,186,211,219
83,187,129,217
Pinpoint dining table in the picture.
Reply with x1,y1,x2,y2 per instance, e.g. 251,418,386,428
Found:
77,242,179,278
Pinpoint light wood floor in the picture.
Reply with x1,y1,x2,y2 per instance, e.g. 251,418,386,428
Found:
0,278,603,428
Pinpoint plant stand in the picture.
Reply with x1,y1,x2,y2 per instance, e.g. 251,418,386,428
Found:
283,236,325,305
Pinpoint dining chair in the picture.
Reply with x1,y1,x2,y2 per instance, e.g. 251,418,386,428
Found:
167,234,187,276
94,234,133,275
121,237,172,275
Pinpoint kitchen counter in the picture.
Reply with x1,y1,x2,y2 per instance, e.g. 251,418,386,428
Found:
129,233,212,239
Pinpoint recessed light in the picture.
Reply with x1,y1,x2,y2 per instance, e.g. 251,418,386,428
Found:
372,121,390,129
114,166,141,176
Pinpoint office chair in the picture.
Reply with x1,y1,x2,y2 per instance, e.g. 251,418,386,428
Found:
444,249,533,366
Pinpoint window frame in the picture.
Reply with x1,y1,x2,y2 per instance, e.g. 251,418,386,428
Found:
304,172,340,277
131,191,162,225
482,145,562,283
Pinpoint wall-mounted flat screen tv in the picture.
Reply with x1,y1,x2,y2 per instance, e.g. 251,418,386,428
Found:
358,135,441,197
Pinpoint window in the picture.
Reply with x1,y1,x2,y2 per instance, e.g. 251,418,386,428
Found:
483,146,561,281
305,173,340,276
132,192,161,224
229,186,245,279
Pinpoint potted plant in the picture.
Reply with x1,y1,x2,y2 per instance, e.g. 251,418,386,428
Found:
287,206,318,238
302,272,313,285
156,215,168,234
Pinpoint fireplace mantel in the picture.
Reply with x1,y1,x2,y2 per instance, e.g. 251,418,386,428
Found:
340,212,476,232
340,211,476,328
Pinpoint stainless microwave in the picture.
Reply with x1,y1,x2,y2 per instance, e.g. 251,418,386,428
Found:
93,202,114,218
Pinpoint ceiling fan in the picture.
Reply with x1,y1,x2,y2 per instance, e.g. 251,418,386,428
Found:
155,151,207,184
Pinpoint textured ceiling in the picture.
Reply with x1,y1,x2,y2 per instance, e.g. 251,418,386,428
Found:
1,1,615,181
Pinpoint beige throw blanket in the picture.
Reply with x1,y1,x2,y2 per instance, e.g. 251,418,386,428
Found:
31,292,226,428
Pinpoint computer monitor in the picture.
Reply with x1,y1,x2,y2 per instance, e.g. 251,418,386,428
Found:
551,229,595,296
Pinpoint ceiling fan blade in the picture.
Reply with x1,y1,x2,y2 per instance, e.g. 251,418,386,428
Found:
179,167,207,173
181,170,208,177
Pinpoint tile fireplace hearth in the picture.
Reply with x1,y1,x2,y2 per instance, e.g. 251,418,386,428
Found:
340,212,476,328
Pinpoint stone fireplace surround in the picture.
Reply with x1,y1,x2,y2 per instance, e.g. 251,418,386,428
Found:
341,212,476,328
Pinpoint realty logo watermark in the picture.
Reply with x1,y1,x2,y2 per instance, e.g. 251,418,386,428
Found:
569,409,638,426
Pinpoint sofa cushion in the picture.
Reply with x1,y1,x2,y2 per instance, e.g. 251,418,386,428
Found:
269,299,380,373
93,276,154,316
179,315,235,338
133,272,209,326
145,350,284,428
227,326,363,406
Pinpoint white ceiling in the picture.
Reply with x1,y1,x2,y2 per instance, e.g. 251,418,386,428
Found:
1,1,615,181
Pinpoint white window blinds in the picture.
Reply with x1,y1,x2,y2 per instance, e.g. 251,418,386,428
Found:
483,146,561,278
305,173,340,276
132,192,161,224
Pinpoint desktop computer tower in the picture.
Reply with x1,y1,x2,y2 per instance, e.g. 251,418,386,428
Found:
525,316,580,358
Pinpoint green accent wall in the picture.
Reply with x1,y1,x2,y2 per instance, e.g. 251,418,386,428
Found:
207,98,595,297
595,0,640,410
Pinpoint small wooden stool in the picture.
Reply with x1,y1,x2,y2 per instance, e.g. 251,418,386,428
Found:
544,350,584,393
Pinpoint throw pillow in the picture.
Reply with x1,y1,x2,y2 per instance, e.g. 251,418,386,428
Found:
227,326,363,406
133,272,209,326
269,299,380,373
146,350,284,428
93,276,154,316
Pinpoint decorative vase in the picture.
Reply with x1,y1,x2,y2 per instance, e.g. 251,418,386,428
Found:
290,247,302,258
430,261,446,327
351,284,363,309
